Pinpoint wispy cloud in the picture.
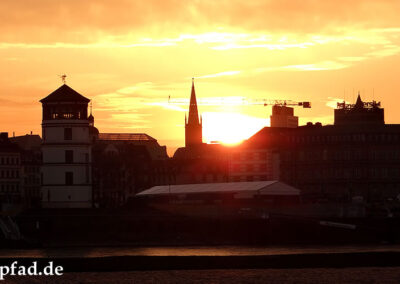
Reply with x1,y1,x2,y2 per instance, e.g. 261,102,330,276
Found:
147,102,186,112
211,42,314,50
366,44,400,58
337,56,367,62
0,41,176,49
164,96,246,106
254,60,351,73
196,70,241,79
282,61,350,71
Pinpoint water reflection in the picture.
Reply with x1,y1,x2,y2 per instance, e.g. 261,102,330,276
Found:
0,245,400,258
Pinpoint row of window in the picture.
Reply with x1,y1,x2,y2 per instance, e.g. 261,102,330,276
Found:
0,156,19,165
232,152,271,161
232,175,269,182
232,164,271,172
24,176,41,185
24,166,40,174
295,168,400,180
189,173,227,183
52,112,83,119
0,183,20,192
0,170,20,179
289,150,400,162
290,133,400,144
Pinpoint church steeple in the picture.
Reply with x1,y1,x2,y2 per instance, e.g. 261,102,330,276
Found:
188,78,200,125
185,78,202,147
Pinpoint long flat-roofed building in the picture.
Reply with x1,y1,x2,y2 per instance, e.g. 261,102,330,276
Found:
137,181,301,217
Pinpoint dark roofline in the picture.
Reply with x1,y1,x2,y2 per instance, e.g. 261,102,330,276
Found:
98,133,157,142
40,84,90,103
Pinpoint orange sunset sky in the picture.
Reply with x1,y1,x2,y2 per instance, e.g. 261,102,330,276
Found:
1,0,400,154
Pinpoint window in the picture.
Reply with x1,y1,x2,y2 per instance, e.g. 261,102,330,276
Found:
260,163,267,172
65,150,73,163
64,128,72,140
65,172,73,185
246,152,253,161
86,166,89,183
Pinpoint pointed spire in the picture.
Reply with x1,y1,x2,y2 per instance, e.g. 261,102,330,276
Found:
188,78,200,125
355,92,364,109
88,100,94,126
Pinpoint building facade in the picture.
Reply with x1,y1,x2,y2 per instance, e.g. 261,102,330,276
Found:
227,95,400,203
10,134,42,209
173,144,229,184
279,96,400,201
270,105,299,128
92,133,170,208
40,84,92,208
228,127,285,182
0,133,22,211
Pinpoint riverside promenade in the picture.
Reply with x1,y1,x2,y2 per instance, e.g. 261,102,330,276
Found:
1,246,400,283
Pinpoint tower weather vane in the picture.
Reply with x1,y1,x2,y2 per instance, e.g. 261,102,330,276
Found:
59,74,67,84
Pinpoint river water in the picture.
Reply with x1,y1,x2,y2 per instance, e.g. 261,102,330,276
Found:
1,245,400,258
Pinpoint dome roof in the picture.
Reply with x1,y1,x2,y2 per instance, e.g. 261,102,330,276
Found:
89,126,99,135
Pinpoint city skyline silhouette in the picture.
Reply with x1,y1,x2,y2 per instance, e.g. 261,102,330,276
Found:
1,1,400,153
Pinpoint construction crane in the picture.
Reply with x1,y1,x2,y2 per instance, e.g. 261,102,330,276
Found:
168,96,311,108
244,99,311,108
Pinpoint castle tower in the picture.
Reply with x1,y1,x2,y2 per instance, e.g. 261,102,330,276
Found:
185,79,203,147
40,84,92,208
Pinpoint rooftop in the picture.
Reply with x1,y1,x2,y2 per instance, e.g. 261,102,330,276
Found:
98,133,156,142
40,84,90,103
137,181,300,197
10,135,42,150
